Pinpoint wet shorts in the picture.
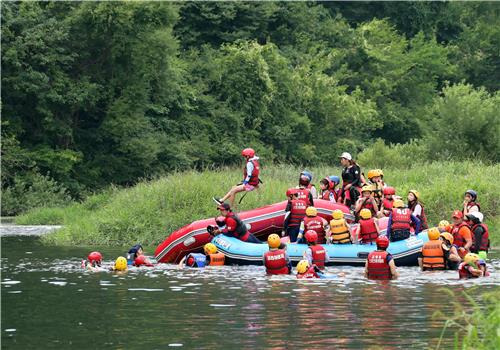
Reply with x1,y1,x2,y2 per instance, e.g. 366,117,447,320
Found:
244,184,257,192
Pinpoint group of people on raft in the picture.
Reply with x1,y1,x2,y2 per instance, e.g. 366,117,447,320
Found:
83,147,490,280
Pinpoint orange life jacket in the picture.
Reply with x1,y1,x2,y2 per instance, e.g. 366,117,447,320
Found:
421,241,445,270
207,253,225,266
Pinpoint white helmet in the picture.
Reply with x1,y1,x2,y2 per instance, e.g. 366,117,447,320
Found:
468,212,484,223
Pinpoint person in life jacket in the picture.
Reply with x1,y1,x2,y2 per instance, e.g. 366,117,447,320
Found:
355,209,381,244
462,189,480,217
339,152,364,207
439,232,461,270
211,202,261,243
378,186,396,218
127,244,144,265
296,259,324,279
458,253,489,279
367,169,385,204
386,200,421,242
365,236,398,280
407,190,428,230
134,255,154,267
179,243,225,268
213,148,261,208
283,188,308,242
418,227,446,271
302,230,329,270
438,220,450,233
327,209,352,244
466,212,489,258
263,234,291,275
319,177,337,203
354,185,379,221
297,206,329,244
298,170,317,199
82,251,103,272
446,210,472,258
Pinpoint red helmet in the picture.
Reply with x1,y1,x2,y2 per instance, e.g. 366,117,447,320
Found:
452,210,463,219
186,256,195,267
376,236,389,249
286,188,298,197
305,230,318,243
87,251,102,264
241,148,255,158
383,187,395,195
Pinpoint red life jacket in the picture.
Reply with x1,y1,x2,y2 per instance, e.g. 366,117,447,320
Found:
296,188,313,206
309,245,326,269
297,266,320,279
359,198,376,216
243,159,260,186
382,199,393,216
452,222,469,248
391,208,411,231
288,199,307,227
321,190,331,201
303,216,327,243
409,202,428,230
366,250,392,280
458,262,480,279
471,223,490,252
359,218,378,244
264,249,289,275
225,212,250,241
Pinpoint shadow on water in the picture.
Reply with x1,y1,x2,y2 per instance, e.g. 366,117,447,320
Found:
1,234,499,349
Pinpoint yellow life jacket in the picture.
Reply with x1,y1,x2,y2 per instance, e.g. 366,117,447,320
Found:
208,252,225,266
329,218,351,244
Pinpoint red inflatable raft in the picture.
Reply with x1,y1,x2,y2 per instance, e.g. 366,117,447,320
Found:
154,199,353,263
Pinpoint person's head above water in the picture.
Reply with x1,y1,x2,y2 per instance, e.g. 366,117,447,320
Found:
128,244,143,259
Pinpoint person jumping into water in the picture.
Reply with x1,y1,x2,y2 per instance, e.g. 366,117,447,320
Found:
213,148,261,208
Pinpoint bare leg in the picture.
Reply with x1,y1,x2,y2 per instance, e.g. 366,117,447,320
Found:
221,184,246,205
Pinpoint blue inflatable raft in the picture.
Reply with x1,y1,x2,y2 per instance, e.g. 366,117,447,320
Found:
212,231,430,266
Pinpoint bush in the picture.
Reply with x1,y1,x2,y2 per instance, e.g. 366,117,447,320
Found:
357,138,429,169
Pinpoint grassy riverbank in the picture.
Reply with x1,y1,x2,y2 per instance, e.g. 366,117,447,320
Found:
16,162,499,246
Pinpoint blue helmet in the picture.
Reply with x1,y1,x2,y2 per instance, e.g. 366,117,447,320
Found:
299,170,313,185
328,175,340,185
465,189,477,201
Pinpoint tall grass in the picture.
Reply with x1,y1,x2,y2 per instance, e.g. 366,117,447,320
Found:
16,161,499,246
433,288,500,350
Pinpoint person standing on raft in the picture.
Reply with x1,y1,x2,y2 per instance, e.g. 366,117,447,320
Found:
213,148,260,207
365,236,398,280
210,202,261,243
339,152,364,208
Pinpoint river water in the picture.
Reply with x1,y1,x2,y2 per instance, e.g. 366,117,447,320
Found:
1,228,499,349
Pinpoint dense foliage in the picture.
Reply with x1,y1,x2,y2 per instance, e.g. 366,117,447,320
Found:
2,1,499,215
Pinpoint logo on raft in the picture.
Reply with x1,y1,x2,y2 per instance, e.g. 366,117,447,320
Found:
214,236,231,250
405,236,423,249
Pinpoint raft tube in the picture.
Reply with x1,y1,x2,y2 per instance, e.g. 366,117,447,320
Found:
154,199,353,263
212,218,428,267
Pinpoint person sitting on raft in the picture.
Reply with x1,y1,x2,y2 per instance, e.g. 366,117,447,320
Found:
463,189,480,217
407,190,428,230
418,227,446,271
297,170,317,200
82,251,103,271
355,209,381,244
339,152,364,207
296,259,324,279
438,220,450,233
365,236,398,280
297,206,329,244
366,169,384,204
111,257,128,272
127,244,144,265
378,186,396,218
211,202,261,243
263,234,291,275
213,148,260,208
386,199,421,242
179,243,225,268
302,230,329,270
354,185,379,221
458,253,489,279
327,209,352,244
319,176,340,202
467,212,489,259
446,210,472,258
439,232,461,270
283,189,308,243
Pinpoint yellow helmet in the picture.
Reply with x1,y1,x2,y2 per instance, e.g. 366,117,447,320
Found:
267,234,281,249
360,208,372,220
204,243,217,255
367,169,377,179
361,185,373,193
427,227,440,240
297,260,310,274
393,199,404,208
114,257,127,271
306,206,317,217
438,220,450,229
440,232,454,245
332,209,344,220
464,253,480,266
408,190,420,201
377,169,384,177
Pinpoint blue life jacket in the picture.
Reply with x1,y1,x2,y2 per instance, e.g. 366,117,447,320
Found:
186,253,207,268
